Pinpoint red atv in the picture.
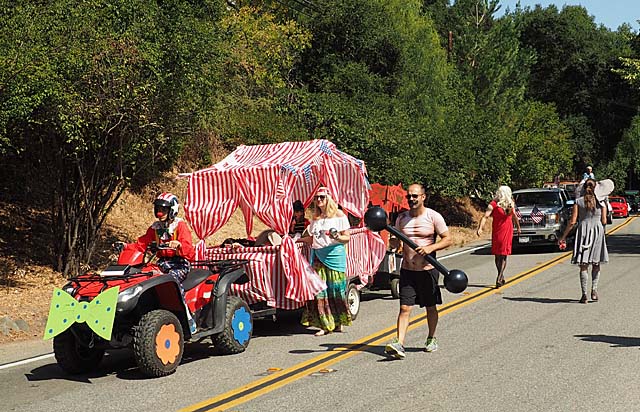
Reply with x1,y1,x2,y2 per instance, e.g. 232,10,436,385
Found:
50,242,253,378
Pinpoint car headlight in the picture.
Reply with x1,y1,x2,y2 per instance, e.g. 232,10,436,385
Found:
547,213,559,224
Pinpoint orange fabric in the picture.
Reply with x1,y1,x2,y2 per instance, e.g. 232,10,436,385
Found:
369,183,409,213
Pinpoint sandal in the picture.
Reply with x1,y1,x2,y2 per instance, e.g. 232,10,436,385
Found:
591,291,598,302
579,294,588,304
314,329,329,336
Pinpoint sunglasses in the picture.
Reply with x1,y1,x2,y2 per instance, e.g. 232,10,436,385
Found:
315,195,326,201
406,194,422,199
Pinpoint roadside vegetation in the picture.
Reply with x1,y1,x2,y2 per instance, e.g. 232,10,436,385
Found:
1,0,639,284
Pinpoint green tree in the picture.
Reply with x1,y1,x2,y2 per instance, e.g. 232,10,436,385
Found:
516,4,639,167
0,0,225,274
510,101,573,188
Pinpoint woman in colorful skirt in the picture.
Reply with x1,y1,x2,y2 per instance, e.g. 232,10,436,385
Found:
301,186,352,336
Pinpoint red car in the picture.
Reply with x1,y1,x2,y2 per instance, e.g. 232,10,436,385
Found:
609,196,630,218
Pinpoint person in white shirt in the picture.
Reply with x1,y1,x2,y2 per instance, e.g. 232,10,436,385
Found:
300,187,351,336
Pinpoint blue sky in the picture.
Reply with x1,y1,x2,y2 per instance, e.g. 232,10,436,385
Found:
497,0,639,31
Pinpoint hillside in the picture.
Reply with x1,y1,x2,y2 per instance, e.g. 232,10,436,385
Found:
0,175,486,344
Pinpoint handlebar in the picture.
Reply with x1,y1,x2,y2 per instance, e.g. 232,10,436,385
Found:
148,242,177,253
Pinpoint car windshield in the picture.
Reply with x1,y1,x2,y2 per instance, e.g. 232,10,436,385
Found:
609,198,624,204
515,192,561,207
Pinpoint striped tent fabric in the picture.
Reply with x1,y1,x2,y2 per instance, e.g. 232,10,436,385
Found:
346,227,386,289
183,139,383,307
199,230,385,309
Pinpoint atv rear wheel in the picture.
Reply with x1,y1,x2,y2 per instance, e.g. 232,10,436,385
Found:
133,309,184,378
53,329,105,374
213,296,252,354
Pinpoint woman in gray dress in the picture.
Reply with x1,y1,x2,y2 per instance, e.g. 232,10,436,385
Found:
558,178,608,303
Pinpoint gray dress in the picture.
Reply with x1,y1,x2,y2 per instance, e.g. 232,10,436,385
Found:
571,197,608,264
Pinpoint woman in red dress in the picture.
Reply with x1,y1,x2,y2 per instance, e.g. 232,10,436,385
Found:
477,186,521,288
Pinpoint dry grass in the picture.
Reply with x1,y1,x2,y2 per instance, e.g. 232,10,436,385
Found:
0,168,486,344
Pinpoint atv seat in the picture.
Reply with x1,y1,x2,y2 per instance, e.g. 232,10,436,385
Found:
182,268,213,291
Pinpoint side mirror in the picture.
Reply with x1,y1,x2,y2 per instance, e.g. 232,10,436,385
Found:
566,199,575,207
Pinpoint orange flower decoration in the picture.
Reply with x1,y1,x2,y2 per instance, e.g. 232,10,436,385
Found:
155,323,181,365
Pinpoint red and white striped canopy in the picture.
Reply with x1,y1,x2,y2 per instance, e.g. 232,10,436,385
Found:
183,139,370,241
182,139,373,304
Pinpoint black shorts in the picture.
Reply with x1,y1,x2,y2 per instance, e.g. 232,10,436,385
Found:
399,268,442,308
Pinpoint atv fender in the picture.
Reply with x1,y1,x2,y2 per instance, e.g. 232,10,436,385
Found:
210,268,249,334
116,274,181,315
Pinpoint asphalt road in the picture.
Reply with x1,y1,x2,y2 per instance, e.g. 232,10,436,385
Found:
1,216,638,412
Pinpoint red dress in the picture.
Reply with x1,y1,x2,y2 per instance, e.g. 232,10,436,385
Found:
490,200,514,255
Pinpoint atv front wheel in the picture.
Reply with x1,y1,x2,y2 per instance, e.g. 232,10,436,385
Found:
53,329,105,374
133,309,184,378
213,296,252,354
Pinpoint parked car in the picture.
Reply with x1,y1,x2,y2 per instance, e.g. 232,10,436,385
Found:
512,188,574,247
624,190,639,213
609,196,630,218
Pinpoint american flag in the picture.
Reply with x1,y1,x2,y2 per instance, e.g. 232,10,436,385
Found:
530,205,544,224
303,164,312,182
514,206,522,220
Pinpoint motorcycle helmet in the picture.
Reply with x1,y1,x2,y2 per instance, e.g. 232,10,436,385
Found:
153,192,179,221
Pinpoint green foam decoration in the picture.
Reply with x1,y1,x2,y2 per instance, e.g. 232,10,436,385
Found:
43,286,119,341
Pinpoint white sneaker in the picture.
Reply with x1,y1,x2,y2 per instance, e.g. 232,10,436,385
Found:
425,337,438,352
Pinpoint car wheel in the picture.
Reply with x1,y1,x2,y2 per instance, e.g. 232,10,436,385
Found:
133,309,184,377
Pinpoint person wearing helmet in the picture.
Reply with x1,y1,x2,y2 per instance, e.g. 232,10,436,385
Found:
135,192,195,265
132,192,196,330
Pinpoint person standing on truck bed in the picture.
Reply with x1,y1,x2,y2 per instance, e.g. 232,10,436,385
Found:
300,187,352,336
384,183,452,359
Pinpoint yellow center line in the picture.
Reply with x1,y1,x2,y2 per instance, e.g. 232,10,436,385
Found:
180,217,635,412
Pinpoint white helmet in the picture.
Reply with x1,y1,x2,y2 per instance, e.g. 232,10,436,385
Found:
153,192,179,221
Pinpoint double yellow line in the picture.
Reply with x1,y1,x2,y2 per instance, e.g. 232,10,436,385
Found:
181,217,635,412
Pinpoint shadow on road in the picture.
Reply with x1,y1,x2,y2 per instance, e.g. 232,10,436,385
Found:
503,296,578,304
289,342,425,361
575,334,640,347
606,233,640,255
24,341,239,382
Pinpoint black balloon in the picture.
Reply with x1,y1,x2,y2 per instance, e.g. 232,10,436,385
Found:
364,206,388,232
443,269,468,294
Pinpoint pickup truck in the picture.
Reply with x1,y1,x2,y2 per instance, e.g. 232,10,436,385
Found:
513,187,574,247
